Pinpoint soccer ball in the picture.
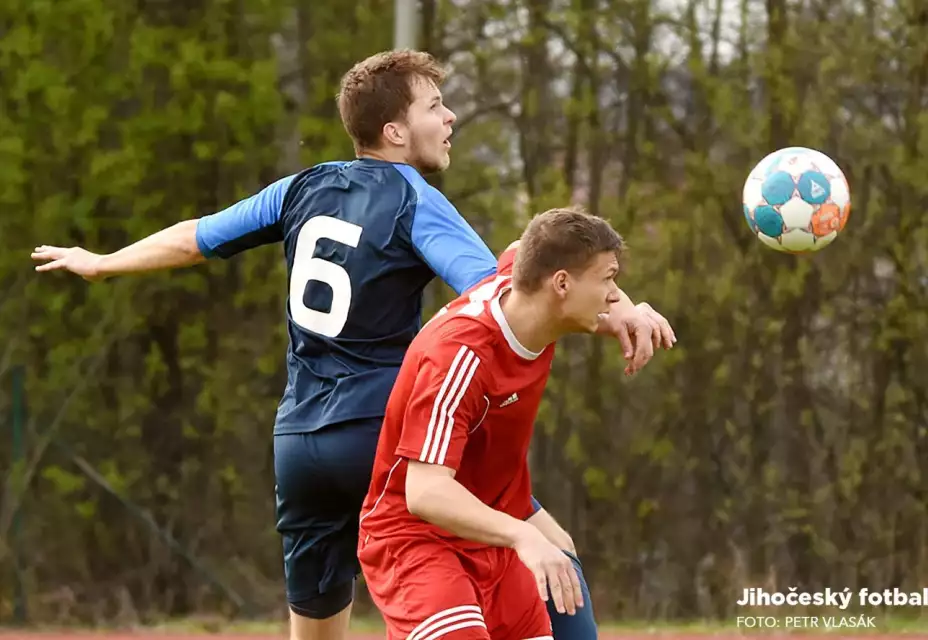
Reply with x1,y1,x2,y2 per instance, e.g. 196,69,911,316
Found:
742,147,851,253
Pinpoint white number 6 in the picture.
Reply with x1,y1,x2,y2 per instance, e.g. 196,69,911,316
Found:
289,216,363,338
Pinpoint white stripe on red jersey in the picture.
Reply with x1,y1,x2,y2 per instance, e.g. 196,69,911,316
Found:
420,345,481,465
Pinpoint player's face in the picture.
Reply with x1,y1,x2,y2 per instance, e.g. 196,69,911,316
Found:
559,252,621,333
404,76,456,174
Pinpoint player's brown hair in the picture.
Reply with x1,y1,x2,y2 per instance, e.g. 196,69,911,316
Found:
337,50,447,153
512,207,626,293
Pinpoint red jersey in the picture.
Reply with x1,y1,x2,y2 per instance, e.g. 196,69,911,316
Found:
359,248,554,548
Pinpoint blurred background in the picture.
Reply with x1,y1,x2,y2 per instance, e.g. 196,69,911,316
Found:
2,0,928,631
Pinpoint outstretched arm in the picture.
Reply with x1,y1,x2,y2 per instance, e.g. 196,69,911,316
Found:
32,220,204,281
32,174,295,281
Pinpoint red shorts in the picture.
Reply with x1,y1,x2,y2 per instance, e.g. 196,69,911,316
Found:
359,534,552,640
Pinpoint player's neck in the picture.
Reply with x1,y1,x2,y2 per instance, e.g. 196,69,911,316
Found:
357,148,423,173
499,290,559,353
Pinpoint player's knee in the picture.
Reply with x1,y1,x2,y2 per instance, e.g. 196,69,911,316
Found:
288,580,354,620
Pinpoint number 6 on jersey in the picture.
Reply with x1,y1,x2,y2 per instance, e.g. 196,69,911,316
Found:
289,216,363,338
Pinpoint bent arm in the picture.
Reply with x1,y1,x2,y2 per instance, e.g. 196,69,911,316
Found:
596,288,637,335
405,460,531,548
526,506,577,555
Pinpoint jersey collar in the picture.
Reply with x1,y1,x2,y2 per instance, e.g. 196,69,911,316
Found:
490,288,543,361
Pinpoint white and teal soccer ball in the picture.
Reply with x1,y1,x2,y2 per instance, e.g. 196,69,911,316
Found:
742,147,851,253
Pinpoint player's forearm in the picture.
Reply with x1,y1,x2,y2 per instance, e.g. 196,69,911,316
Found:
406,475,532,548
527,507,577,555
596,288,635,334
96,220,206,278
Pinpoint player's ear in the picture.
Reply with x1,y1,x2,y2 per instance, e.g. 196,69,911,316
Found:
552,270,570,296
383,122,406,146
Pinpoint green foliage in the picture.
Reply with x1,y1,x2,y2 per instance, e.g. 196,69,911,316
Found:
2,0,928,625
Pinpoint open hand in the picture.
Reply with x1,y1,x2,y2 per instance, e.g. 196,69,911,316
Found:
32,246,105,281
513,525,584,615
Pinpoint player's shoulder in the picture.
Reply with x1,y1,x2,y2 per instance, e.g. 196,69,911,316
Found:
389,164,455,213
281,161,350,198
449,247,518,306
391,317,494,399
417,276,515,358
493,246,518,278
283,159,417,214
420,312,496,353
292,160,350,183
296,160,351,176
315,159,426,214
411,306,495,369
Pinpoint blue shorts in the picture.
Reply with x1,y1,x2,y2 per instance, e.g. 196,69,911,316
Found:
275,418,549,619
274,418,382,618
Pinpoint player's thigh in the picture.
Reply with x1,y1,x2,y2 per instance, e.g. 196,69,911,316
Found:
359,536,492,640
273,419,381,606
486,550,554,640
326,418,382,501
274,418,381,517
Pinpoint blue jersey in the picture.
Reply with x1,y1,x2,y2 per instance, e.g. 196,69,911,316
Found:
195,159,497,434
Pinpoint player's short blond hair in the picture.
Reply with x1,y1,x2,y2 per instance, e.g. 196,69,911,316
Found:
512,207,625,293
337,50,447,154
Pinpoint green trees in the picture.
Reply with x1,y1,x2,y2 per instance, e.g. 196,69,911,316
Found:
2,0,926,622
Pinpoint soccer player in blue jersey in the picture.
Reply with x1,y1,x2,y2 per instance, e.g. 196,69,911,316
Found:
33,50,675,640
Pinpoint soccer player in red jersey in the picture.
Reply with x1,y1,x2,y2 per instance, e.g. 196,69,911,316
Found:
358,207,627,640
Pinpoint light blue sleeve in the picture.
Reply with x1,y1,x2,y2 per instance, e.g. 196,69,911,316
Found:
409,185,497,295
195,174,296,258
